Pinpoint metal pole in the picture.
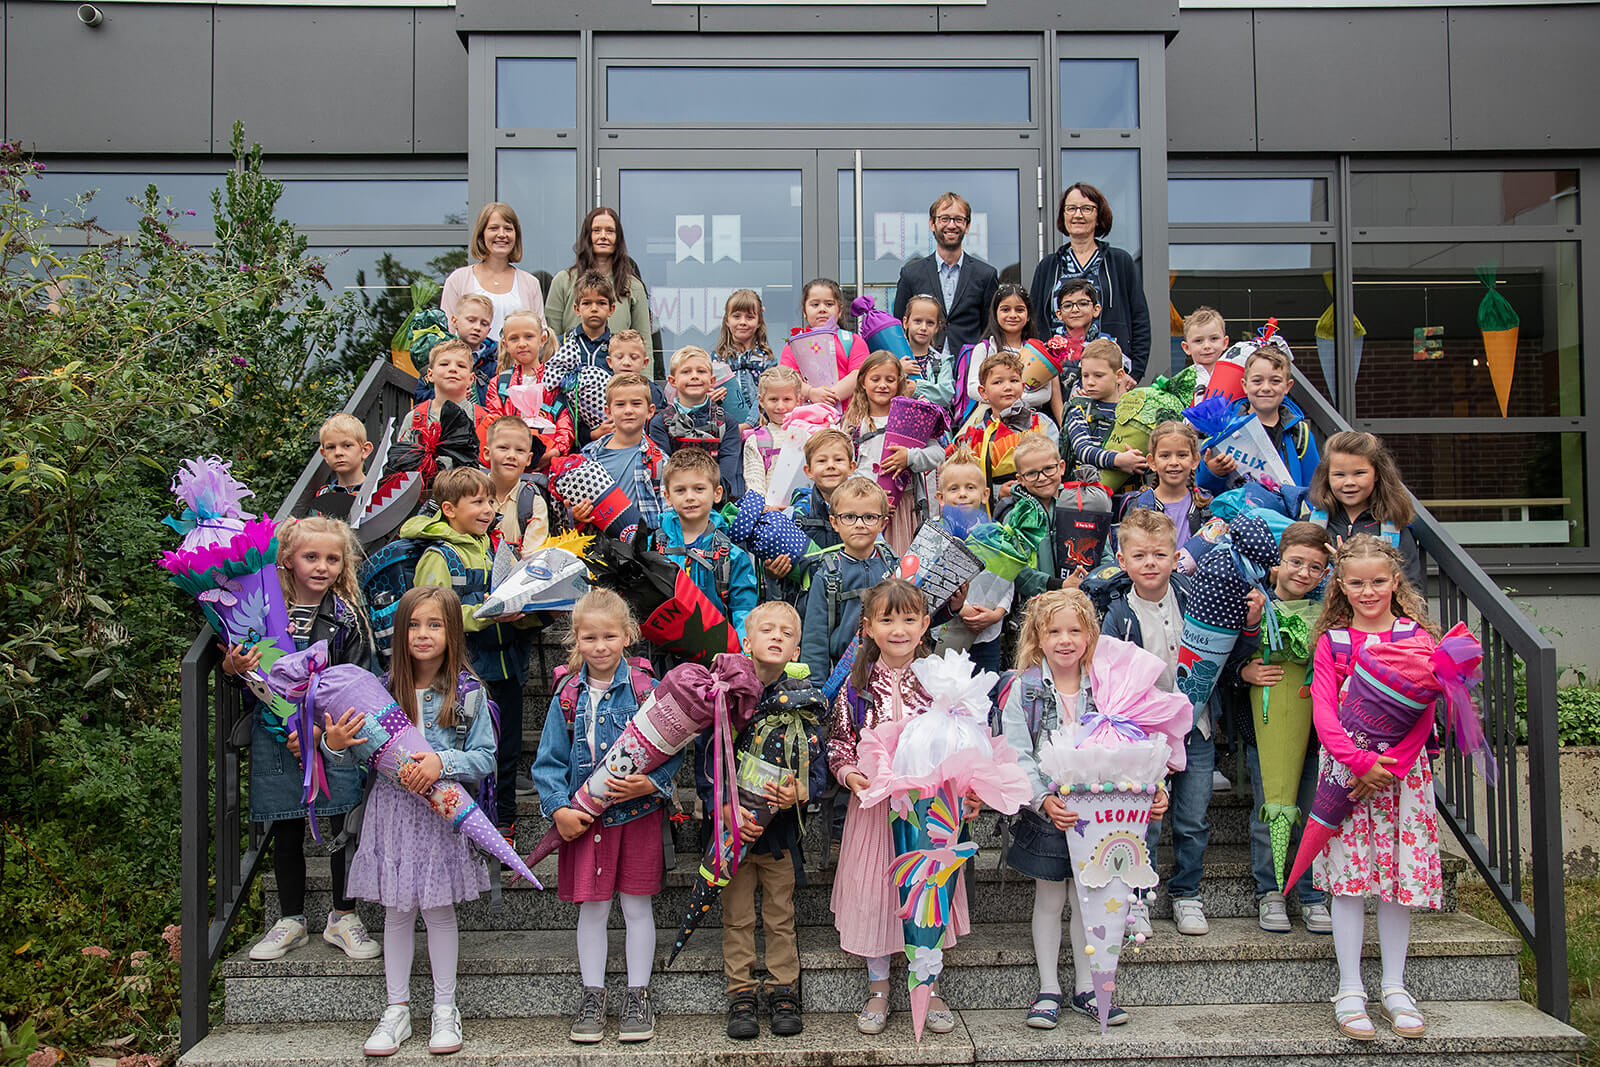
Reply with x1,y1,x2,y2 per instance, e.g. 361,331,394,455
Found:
854,149,865,303
179,632,211,1053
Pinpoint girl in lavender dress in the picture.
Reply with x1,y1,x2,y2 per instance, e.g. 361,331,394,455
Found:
327,585,496,1057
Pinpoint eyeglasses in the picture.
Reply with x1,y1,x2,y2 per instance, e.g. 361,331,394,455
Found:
1059,299,1096,311
1340,577,1394,594
933,214,970,225
1017,463,1062,483
1062,204,1099,216
1281,558,1328,575
836,513,885,527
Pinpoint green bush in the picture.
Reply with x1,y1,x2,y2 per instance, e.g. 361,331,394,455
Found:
0,125,360,1061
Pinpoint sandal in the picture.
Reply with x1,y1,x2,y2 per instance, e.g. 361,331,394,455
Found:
1333,991,1377,1041
925,992,956,1035
1026,991,1062,1030
856,991,890,1035
1380,987,1427,1038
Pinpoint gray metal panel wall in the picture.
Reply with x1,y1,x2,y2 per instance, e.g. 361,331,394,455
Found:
1253,8,1450,152
699,5,936,32
6,1,212,153
414,8,467,154
1449,5,1600,151
212,6,414,153
937,0,1177,34
1164,9,1254,151
456,0,697,33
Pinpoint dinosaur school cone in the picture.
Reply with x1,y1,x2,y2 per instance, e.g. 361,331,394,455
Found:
1250,598,1320,891
1098,386,1187,492
1477,264,1520,416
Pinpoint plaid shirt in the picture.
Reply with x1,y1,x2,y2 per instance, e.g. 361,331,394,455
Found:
582,434,665,531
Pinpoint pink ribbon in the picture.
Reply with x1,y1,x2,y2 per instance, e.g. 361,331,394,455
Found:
707,678,742,880
293,649,333,841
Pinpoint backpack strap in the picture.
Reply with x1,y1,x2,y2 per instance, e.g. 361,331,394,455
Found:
552,664,582,727
624,656,655,707
653,529,734,608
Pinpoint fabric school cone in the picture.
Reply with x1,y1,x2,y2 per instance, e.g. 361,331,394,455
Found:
549,456,644,543
666,681,824,966
1477,264,1521,417
851,295,914,362
1175,515,1281,711
1250,598,1320,891
1098,387,1186,492
1285,623,1491,890
880,397,949,508
525,653,765,867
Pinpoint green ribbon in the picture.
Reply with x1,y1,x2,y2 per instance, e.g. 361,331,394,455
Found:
1260,604,1315,725
743,694,820,831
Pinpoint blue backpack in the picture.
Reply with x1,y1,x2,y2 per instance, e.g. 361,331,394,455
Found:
359,538,471,666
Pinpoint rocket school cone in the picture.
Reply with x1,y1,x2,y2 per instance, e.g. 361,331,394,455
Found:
1476,264,1520,416
1250,598,1320,892
1202,318,1281,404
1098,386,1187,492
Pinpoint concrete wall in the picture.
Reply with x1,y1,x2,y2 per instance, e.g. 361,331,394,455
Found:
1442,746,1600,879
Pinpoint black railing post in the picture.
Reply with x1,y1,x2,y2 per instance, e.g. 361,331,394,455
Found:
1525,641,1570,1020
179,630,214,1053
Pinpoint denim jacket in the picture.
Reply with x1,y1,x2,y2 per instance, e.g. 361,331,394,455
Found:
528,661,681,828
323,672,497,786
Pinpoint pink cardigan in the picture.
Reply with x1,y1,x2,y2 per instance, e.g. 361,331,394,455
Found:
440,265,545,333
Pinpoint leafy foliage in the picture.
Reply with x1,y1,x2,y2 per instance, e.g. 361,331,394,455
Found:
338,248,465,380
0,125,359,1059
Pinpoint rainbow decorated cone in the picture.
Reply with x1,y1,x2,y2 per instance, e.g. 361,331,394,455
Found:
1175,515,1281,711
523,654,765,868
1285,623,1493,891
1476,264,1520,417
856,650,1033,1042
1034,635,1193,1033
1098,386,1186,492
1250,597,1321,891
265,641,543,888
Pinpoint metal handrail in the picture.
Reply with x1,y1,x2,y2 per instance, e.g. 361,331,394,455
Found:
179,360,418,1053
1291,380,1569,1022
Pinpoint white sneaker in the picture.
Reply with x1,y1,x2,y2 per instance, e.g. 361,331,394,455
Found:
248,917,309,961
1172,898,1210,936
429,1003,463,1055
324,911,382,960
1258,891,1291,933
1127,900,1153,938
1302,899,1334,934
364,1005,413,1056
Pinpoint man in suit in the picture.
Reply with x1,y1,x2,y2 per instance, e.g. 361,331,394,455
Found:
892,192,1000,358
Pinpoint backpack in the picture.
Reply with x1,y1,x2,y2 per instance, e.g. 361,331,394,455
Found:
1326,618,1421,686
378,670,501,820
950,343,980,427
550,657,656,726
808,542,896,634
653,527,736,609
360,537,472,666
990,666,1059,740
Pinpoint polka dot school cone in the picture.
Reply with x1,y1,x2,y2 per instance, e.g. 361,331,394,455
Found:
730,490,814,563
548,455,642,541
1175,515,1280,711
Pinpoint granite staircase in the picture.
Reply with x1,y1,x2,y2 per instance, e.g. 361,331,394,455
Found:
181,766,1585,1067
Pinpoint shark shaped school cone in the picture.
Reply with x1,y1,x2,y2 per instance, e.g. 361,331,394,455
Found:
1174,515,1282,711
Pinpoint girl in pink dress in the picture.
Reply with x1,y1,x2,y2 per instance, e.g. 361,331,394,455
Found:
1309,535,1444,1042
826,578,968,1036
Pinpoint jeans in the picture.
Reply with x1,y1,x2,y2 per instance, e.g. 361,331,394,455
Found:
1146,728,1214,899
1245,742,1325,904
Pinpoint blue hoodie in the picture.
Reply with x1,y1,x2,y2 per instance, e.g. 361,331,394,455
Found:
656,507,758,644
1196,396,1320,496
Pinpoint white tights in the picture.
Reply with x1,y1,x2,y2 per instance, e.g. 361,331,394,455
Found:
384,904,458,1007
1331,893,1412,996
576,894,655,988
1032,879,1093,997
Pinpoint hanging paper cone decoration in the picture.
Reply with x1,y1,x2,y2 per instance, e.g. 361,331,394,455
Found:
666,673,825,967
1314,271,1366,396
548,456,642,541
524,654,764,868
1098,387,1187,492
1175,515,1281,711
1476,264,1521,417
474,541,592,619
1019,338,1066,392
265,642,543,885
1250,598,1320,891
786,321,846,391
856,650,1032,1041
1286,623,1492,891
851,295,914,362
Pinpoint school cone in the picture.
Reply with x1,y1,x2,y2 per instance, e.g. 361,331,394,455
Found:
1476,264,1521,417
1250,599,1320,891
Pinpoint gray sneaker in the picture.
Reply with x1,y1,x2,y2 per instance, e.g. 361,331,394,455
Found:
569,986,606,1044
1302,899,1334,934
1258,891,1291,933
619,986,656,1042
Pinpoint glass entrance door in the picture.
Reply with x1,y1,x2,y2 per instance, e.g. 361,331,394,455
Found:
602,151,815,362
822,150,1041,315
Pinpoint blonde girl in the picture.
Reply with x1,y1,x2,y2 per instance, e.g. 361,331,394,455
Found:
846,351,940,554
331,585,497,1056
1309,535,1441,1042
826,579,966,1036
1307,430,1423,590
528,589,674,1045
222,517,376,965
742,365,805,500
999,590,1169,1030
1109,420,1215,571
715,288,775,432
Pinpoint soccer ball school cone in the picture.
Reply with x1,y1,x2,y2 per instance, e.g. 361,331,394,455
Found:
524,654,765,868
1202,318,1281,404
1098,386,1186,492
1250,598,1320,892
1285,622,1492,892
265,642,543,887
1019,337,1065,392
1477,264,1521,417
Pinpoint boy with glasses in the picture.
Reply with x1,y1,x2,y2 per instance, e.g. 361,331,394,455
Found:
1051,278,1103,398
799,477,898,686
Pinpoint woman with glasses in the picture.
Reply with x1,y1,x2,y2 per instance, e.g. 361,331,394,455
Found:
1028,182,1151,380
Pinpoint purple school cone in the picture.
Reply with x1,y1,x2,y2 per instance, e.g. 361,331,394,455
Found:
851,295,915,362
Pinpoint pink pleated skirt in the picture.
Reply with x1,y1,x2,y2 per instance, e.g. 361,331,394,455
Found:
831,791,970,959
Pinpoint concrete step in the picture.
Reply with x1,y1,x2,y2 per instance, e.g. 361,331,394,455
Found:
221,912,1521,1024
185,999,1585,1067
265,844,1466,933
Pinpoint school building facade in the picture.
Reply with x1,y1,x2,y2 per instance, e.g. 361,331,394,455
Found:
10,0,1599,665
